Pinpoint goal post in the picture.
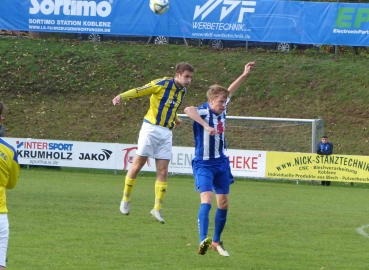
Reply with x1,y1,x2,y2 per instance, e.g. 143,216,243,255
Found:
175,114,324,154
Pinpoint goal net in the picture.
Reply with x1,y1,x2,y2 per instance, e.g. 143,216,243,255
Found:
174,115,324,153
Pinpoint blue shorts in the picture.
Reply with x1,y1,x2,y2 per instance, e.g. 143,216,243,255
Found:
192,157,233,195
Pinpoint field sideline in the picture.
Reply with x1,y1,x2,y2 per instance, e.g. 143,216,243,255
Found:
5,167,369,269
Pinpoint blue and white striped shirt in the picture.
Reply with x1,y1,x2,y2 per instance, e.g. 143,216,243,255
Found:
192,98,230,161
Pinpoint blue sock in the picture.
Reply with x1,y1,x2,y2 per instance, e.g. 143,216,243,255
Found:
213,208,228,243
198,203,211,244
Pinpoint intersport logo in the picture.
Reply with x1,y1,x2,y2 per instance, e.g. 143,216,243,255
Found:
193,0,256,23
29,0,112,17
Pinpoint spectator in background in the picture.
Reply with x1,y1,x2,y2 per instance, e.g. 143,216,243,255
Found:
0,103,4,137
317,135,333,186
0,137,20,269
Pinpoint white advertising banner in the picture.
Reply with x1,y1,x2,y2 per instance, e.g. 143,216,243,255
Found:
116,145,267,178
114,145,195,173
115,144,157,172
3,137,118,169
2,138,267,178
227,149,266,178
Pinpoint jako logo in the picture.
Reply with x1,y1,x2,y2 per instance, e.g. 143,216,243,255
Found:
193,0,256,23
79,149,113,160
29,0,112,17
122,146,150,170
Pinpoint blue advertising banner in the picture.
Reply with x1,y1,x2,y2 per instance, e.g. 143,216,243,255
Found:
0,0,368,46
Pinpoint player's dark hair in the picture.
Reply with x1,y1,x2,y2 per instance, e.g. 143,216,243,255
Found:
0,102,3,115
175,62,194,74
322,135,328,139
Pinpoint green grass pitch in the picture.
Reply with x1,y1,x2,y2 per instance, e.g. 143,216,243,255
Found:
6,167,369,269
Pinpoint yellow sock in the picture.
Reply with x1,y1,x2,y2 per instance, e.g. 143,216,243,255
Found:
154,181,167,210
122,177,136,201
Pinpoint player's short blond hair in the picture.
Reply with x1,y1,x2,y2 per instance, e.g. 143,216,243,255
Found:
206,84,230,100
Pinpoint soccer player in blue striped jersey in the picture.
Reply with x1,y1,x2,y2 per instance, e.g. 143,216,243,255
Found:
0,138,20,269
112,62,194,224
184,62,255,256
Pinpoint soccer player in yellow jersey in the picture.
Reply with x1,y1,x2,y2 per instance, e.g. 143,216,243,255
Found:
0,138,20,269
112,62,195,224
0,103,5,137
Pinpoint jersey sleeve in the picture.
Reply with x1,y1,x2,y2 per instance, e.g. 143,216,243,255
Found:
197,103,210,119
119,80,162,99
6,154,19,189
327,143,334,154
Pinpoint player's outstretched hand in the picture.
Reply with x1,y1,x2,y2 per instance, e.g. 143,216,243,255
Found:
245,62,255,74
175,118,183,127
112,95,121,106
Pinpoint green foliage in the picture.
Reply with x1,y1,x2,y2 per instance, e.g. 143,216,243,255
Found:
7,167,369,269
1,38,369,154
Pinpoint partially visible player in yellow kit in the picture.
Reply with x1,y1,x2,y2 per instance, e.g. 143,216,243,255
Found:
112,62,195,224
0,138,20,269
0,102,5,137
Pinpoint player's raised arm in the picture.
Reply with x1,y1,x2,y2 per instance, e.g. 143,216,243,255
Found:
184,106,217,136
112,84,158,106
228,62,255,97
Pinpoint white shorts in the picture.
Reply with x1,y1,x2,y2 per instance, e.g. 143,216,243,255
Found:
136,122,172,160
0,214,9,267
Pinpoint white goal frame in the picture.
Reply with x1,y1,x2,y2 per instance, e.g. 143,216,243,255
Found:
177,114,324,153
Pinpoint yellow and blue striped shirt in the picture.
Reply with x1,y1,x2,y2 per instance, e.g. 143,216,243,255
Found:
120,77,187,130
0,138,19,214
